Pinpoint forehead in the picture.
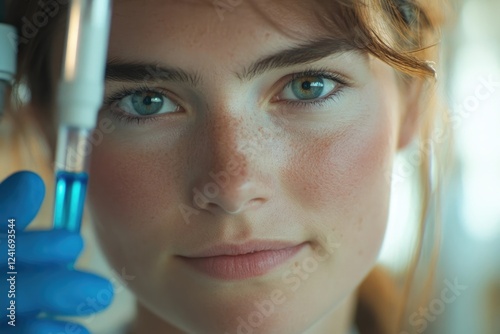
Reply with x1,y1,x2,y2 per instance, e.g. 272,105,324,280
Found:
108,0,333,60
112,0,322,27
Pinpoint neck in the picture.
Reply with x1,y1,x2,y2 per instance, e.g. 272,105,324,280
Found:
128,292,357,334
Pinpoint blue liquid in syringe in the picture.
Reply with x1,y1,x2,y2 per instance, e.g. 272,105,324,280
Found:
53,171,88,232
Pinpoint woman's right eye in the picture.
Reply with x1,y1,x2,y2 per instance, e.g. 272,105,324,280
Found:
113,90,180,117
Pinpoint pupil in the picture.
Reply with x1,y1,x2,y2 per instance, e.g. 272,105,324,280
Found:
131,92,164,115
291,77,324,101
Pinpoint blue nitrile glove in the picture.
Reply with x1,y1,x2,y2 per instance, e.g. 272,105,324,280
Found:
0,171,114,333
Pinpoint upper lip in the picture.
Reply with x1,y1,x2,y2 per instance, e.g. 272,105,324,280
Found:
181,240,305,258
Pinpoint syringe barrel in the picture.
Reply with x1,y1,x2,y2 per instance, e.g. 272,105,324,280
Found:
54,126,93,173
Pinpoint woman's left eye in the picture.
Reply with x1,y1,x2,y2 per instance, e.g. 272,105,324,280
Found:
115,90,179,116
277,72,345,108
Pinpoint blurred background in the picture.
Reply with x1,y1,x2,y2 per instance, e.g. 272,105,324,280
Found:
435,0,500,332
380,0,500,333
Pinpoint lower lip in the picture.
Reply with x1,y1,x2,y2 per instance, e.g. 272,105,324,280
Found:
180,244,306,280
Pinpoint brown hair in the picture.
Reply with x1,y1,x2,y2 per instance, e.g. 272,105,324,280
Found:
4,0,451,333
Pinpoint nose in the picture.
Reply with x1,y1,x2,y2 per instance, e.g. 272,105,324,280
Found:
189,114,273,215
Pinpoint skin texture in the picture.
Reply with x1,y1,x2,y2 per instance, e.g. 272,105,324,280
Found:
79,0,416,333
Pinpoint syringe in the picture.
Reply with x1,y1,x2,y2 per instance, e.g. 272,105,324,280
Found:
0,0,16,118
53,0,112,232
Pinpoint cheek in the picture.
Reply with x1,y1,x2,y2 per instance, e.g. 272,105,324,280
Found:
278,103,398,307
90,150,145,221
85,134,191,275
86,136,182,235
283,111,395,216
281,87,400,279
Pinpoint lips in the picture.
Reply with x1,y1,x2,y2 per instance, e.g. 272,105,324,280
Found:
179,241,307,280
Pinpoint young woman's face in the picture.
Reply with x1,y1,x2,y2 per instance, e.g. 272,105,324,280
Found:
85,0,406,332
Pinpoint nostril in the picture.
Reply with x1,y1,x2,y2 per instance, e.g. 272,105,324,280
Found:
248,198,265,209
228,198,266,214
196,197,266,215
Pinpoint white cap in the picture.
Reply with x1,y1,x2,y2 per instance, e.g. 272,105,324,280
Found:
57,0,112,129
0,23,17,82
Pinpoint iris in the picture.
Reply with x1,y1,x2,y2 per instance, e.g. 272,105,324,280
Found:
291,76,325,100
131,91,164,115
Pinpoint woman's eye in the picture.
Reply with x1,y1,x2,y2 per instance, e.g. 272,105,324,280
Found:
280,75,338,102
116,91,179,116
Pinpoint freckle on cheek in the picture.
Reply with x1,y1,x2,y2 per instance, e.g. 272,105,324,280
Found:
286,122,391,212
87,148,176,229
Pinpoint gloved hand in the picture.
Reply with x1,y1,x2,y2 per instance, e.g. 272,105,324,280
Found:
0,171,113,333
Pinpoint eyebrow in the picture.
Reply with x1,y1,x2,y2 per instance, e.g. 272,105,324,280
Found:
105,36,361,87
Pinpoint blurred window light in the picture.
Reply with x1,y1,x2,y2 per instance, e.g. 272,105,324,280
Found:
452,0,500,241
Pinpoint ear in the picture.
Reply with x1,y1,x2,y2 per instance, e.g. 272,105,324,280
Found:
397,78,426,150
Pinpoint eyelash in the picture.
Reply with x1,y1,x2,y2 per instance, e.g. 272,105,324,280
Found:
103,85,172,124
102,67,349,124
281,68,348,108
